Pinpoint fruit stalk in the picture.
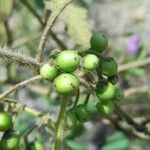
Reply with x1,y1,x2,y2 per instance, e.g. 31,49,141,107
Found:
54,96,68,150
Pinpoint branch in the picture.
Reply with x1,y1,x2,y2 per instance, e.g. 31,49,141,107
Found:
3,99,54,129
36,0,73,62
20,0,67,50
0,75,42,101
108,117,150,140
115,103,150,135
118,57,150,72
0,47,41,67
124,85,149,97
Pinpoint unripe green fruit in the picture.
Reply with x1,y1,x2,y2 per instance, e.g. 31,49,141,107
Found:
0,0,13,21
74,105,91,123
107,75,118,85
90,33,108,53
100,57,118,77
28,141,43,150
0,22,7,45
83,54,99,71
0,112,12,132
96,82,115,102
40,63,58,81
96,101,114,116
112,88,124,102
54,73,79,95
65,111,77,129
56,50,80,72
0,133,20,150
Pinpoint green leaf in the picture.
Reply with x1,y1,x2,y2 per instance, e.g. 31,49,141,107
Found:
102,132,130,150
66,140,87,150
61,4,92,48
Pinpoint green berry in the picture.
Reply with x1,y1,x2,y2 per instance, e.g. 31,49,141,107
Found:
96,101,114,116
56,50,80,72
83,54,99,71
0,133,20,150
54,73,79,95
28,141,43,150
74,105,91,123
96,82,115,102
100,57,118,77
0,112,12,132
107,75,118,85
90,33,108,52
112,87,124,102
40,63,58,81
65,111,77,129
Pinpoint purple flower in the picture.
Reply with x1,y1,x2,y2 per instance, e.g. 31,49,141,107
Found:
127,35,141,54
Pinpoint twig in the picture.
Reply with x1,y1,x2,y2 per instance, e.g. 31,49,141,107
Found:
0,75,42,101
141,117,150,126
20,0,43,25
108,117,150,140
118,57,150,72
36,0,73,62
0,47,41,67
124,85,149,97
20,0,67,50
3,99,54,129
115,103,150,135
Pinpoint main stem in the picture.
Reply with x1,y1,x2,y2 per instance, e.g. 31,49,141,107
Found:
54,96,68,150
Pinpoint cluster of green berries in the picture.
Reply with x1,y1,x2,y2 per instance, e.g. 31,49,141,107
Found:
0,112,43,150
40,33,124,127
0,112,20,150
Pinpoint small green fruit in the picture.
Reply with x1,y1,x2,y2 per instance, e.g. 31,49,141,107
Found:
96,101,114,116
0,132,20,150
28,141,43,150
0,112,12,132
56,50,80,72
90,33,108,52
54,73,79,95
96,82,115,102
40,63,58,81
83,54,99,71
112,87,124,102
74,105,91,123
100,57,118,77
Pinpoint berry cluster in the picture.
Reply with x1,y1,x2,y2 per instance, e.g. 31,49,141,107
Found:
0,112,20,150
40,33,124,128
0,111,43,150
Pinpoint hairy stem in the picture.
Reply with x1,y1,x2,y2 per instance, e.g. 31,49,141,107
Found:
0,75,42,101
3,99,54,129
36,0,73,62
0,47,41,67
54,96,68,150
